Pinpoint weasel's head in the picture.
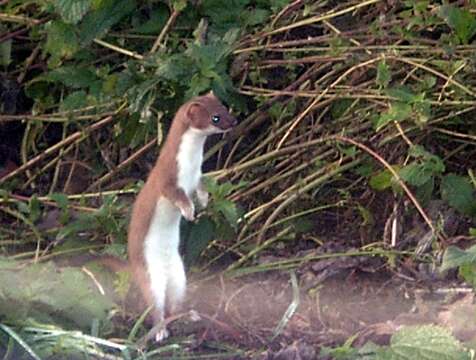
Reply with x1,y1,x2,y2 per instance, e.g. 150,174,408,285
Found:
184,92,238,135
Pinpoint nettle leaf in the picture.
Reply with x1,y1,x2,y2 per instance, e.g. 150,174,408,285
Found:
183,217,216,266
42,65,97,88
214,199,240,226
459,263,476,288
29,195,41,223
54,0,91,24
388,325,470,360
49,193,69,209
201,0,250,35
416,177,434,205
376,60,391,88
375,102,412,131
132,5,168,34
330,98,353,120
171,0,187,11
400,163,433,187
408,145,445,172
45,20,80,60
439,5,476,44
441,244,476,272
156,53,194,82
78,0,136,46
441,174,476,217
243,8,270,26
60,90,88,112
369,169,393,191
387,85,415,103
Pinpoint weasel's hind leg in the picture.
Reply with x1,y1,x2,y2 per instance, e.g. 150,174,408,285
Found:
145,261,169,341
166,252,187,315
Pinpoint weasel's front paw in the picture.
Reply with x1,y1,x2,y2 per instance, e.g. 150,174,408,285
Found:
180,203,195,221
196,189,209,208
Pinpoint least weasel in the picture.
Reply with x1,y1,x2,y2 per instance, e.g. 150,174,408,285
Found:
128,92,237,341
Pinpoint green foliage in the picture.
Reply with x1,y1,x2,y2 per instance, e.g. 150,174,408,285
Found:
376,60,391,88
183,179,244,265
399,145,444,194
369,168,394,191
205,177,245,228
45,20,79,61
375,86,431,131
439,5,476,44
153,28,242,107
183,217,216,266
1,0,475,355
0,258,114,329
440,174,476,217
441,244,476,288
200,0,272,36
56,195,127,243
369,145,473,214
321,325,471,359
383,325,470,360
77,0,136,46
53,0,91,24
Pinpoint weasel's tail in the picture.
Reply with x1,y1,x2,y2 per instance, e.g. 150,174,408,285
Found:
96,255,128,272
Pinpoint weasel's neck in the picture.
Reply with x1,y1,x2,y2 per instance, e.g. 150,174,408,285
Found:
177,128,207,196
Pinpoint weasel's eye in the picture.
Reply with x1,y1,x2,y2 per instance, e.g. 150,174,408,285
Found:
211,115,220,123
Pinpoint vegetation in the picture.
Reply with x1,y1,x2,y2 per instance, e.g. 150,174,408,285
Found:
0,0,475,358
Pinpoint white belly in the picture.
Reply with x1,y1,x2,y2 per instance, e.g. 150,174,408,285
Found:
144,197,181,259
143,197,183,315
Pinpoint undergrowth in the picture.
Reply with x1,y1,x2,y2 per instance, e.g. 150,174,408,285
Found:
0,0,475,359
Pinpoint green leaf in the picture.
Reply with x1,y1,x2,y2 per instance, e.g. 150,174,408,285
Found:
388,325,470,360
29,196,41,223
459,263,476,288
54,0,91,24
439,5,476,44
331,99,353,120
183,217,216,266
243,8,270,26
60,90,88,112
441,174,476,217
369,169,393,191
49,193,69,209
40,66,97,89
77,0,136,46
408,145,445,174
400,163,433,187
386,86,415,103
214,199,240,226
201,0,250,35
375,102,412,131
441,244,476,273
171,0,187,11
132,5,168,34
376,60,391,88
45,21,80,60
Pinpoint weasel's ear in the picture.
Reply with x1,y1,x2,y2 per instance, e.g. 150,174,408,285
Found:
186,101,208,125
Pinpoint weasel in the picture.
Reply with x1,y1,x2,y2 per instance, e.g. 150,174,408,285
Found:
127,92,237,341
